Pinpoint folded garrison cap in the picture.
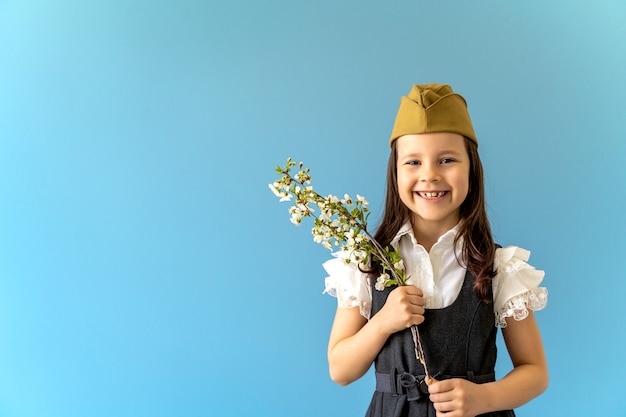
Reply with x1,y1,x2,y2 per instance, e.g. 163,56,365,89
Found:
389,83,477,147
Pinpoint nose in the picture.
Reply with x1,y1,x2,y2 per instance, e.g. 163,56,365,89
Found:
419,163,440,183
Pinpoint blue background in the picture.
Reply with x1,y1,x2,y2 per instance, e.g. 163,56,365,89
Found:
1,1,625,416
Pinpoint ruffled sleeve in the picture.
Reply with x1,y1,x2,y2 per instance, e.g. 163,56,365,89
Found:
322,251,373,319
492,246,548,328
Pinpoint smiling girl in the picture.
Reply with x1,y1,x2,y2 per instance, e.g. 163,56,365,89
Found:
323,84,548,417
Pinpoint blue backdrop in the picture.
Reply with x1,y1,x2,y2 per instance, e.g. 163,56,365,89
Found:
1,1,625,416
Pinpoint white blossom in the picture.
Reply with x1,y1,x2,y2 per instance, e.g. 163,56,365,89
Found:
375,273,390,291
290,213,302,225
351,250,367,263
268,183,282,197
318,211,330,222
296,171,309,183
394,260,404,271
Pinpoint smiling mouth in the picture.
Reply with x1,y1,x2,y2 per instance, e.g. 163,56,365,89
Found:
416,191,448,199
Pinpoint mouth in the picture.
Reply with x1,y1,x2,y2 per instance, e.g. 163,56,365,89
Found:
416,191,448,199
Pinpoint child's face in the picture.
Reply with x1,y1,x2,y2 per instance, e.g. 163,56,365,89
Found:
395,132,470,235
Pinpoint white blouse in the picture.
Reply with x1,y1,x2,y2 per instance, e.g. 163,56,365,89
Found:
322,223,548,328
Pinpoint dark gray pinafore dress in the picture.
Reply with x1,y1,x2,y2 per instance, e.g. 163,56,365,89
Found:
365,270,515,417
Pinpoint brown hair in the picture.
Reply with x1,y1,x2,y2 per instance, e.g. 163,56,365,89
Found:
372,137,496,302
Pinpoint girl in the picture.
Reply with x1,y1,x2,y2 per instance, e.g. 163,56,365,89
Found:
323,84,548,417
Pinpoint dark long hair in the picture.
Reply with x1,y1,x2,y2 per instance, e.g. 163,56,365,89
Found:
372,137,496,302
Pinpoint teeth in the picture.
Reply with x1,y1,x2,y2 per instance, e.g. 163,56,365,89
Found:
419,191,446,198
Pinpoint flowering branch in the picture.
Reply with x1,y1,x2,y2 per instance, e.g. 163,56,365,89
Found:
270,158,429,375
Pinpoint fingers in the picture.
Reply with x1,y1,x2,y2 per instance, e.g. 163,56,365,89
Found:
428,380,457,416
392,285,425,307
428,378,483,417
378,286,426,333
426,378,448,395
398,284,424,298
396,292,425,328
395,287,426,325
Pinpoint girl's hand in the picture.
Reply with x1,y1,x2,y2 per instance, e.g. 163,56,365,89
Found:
374,285,425,335
327,285,425,386
427,378,487,417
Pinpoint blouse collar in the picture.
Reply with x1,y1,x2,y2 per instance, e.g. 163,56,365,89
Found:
390,221,461,250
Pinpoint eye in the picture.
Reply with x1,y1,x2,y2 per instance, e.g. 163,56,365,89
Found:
440,157,456,164
406,160,421,166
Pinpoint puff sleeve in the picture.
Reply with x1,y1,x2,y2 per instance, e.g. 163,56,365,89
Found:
492,246,548,328
322,251,372,319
